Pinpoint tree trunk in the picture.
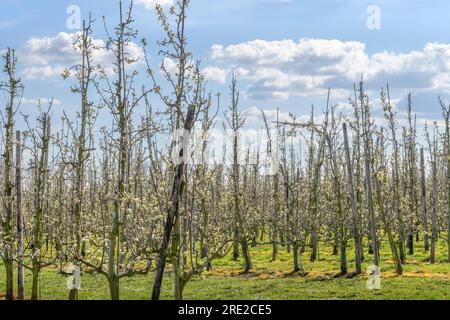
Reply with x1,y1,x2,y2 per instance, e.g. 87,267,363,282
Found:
16,130,24,300
343,123,362,274
340,242,348,275
69,288,79,300
407,235,414,255
232,232,239,261
108,276,120,301
1,48,18,301
364,158,380,267
332,239,339,256
108,195,120,300
420,148,429,252
309,236,318,262
30,112,50,301
69,20,90,300
241,241,253,273
430,158,438,264
31,261,39,300
151,1,197,300
272,171,279,261
3,261,14,300
293,242,304,273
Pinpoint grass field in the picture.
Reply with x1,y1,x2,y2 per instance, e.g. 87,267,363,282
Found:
1,240,449,300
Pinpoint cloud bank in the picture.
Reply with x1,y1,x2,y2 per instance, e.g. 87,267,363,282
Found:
20,32,144,80
206,38,450,100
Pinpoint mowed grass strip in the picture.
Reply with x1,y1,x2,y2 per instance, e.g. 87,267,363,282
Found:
0,241,449,300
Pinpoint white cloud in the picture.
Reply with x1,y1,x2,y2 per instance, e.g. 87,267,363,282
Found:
21,65,66,81
20,32,144,80
202,67,229,84
209,39,450,101
135,0,174,10
161,57,178,74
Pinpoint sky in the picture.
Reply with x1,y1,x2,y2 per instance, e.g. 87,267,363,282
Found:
1,0,450,135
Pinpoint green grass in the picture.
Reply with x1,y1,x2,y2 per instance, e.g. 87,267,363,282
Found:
1,239,449,300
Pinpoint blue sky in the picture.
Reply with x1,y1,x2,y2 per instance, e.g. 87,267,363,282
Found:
1,0,450,132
